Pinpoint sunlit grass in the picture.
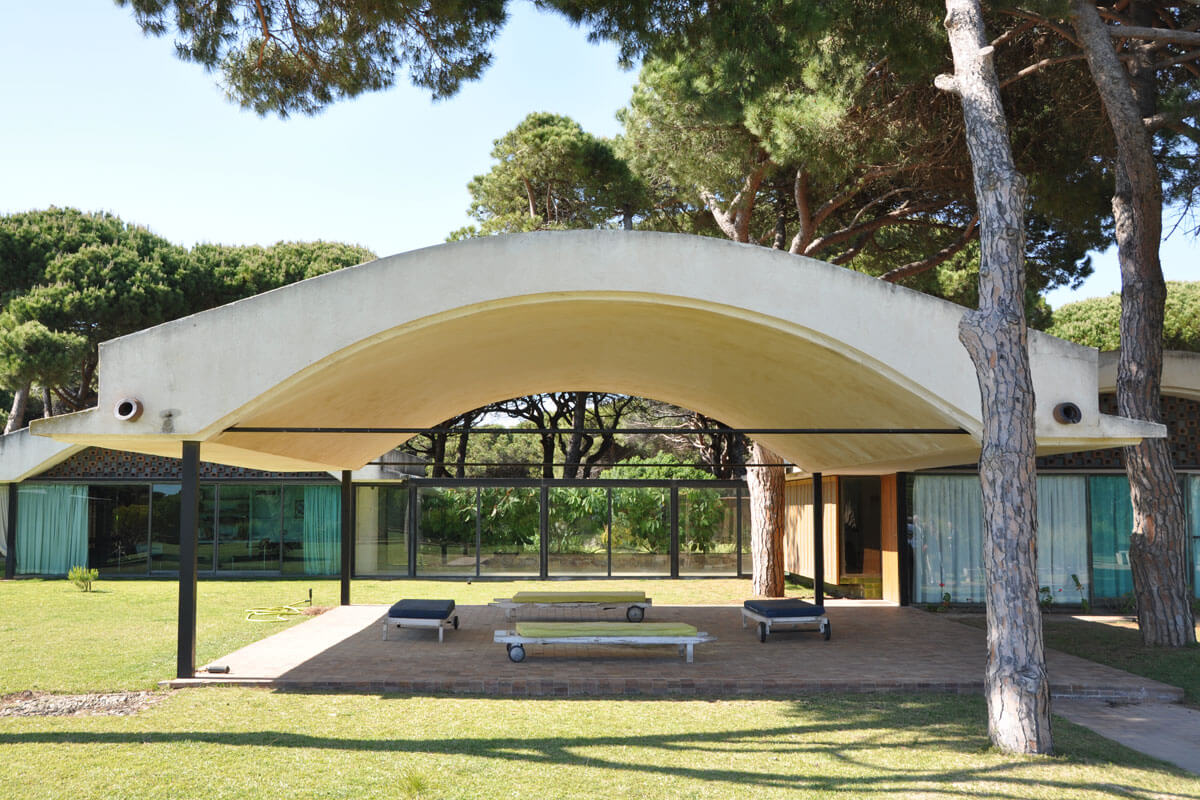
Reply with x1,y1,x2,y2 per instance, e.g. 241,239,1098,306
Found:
1,690,1196,800
1,576,805,693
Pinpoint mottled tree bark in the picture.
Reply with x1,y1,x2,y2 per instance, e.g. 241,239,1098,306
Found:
1071,0,1195,647
938,0,1052,755
747,441,785,597
4,384,29,434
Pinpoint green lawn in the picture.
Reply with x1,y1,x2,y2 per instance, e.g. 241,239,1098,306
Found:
0,576,795,693
3,578,1198,799
2,690,1198,799
952,613,1200,706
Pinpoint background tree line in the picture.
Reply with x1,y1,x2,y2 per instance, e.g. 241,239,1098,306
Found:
0,207,376,433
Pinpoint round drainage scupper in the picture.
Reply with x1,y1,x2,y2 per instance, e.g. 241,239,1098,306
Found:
1052,402,1082,425
114,397,144,422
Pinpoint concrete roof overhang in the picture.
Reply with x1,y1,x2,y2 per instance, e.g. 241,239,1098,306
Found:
1099,350,1200,402
26,231,1161,476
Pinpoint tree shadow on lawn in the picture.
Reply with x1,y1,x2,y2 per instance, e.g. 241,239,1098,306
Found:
1,694,1195,798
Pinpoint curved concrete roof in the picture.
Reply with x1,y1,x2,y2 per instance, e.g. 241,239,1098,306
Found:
30,231,1160,474
1099,350,1200,402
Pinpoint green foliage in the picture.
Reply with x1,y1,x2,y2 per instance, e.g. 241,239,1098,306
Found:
1039,585,1054,610
118,0,508,115
1046,281,1200,352
67,566,99,592
0,208,374,425
452,112,647,237
189,240,376,306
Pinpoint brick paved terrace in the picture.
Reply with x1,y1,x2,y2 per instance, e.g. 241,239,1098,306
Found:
166,601,1182,701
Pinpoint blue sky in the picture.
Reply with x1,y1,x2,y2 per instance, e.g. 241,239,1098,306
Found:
0,2,1193,308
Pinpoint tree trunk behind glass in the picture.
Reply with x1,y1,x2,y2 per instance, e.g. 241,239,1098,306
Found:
1070,0,1195,647
747,441,785,597
938,0,1052,755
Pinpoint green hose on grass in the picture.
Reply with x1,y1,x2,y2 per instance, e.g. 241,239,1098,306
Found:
245,589,313,622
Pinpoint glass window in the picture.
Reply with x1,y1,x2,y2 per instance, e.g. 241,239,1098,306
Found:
150,484,181,573
281,485,306,575
679,486,738,576
739,488,750,577
1036,476,1089,606
1190,475,1199,599
548,487,609,576
217,486,282,573
1089,475,1134,600
355,486,410,576
911,475,985,603
416,487,478,576
88,485,151,575
611,486,669,576
479,486,539,577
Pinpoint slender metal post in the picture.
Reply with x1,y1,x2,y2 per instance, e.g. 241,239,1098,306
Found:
408,482,418,577
340,471,352,605
669,485,680,578
736,487,743,577
606,487,613,577
176,441,200,679
5,482,18,579
813,472,825,606
539,484,549,579
897,472,912,606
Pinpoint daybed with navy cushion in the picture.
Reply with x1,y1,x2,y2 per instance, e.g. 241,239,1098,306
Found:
741,599,830,642
383,599,459,642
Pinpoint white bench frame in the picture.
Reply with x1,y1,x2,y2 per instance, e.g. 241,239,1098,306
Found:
383,610,459,642
741,607,830,642
494,627,714,663
490,597,652,622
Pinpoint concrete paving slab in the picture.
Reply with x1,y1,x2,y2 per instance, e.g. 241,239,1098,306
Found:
168,602,1184,702
1055,699,1200,775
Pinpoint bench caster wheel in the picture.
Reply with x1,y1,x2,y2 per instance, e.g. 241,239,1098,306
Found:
452,615,459,630
822,621,832,641
508,644,526,663
758,621,767,643
626,606,644,623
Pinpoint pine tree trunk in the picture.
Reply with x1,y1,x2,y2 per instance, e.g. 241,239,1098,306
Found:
938,0,1052,755
747,441,785,597
4,384,30,434
1070,0,1195,647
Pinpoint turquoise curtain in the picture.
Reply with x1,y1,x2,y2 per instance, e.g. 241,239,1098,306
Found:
912,475,985,603
16,484,89,575
1089,475,1134,599
1191,476,1199,600
302,485,341,575
1036,476,1089,603
0,488,8,559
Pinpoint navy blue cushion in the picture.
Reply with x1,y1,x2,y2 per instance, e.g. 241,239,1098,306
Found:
744,599,826,618
389,599,455,620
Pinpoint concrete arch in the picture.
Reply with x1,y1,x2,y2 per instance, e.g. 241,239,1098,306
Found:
33,231,1158,473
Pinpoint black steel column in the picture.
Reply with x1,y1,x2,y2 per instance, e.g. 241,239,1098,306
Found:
539,484,549,578
897,472,912,607
5,482,17,579
340,471,352,605
812,472,824,606
408,482,418,577
669,485,680,578
176,441,200,679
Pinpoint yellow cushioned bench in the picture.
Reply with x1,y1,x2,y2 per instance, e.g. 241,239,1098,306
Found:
494,621,713,663
490,591,652,622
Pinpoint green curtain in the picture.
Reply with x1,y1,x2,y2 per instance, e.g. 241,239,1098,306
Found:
1191,476,1199,600
1088,475,1133,600
302,485,341,575
0,488,8,560
16,484,89,575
